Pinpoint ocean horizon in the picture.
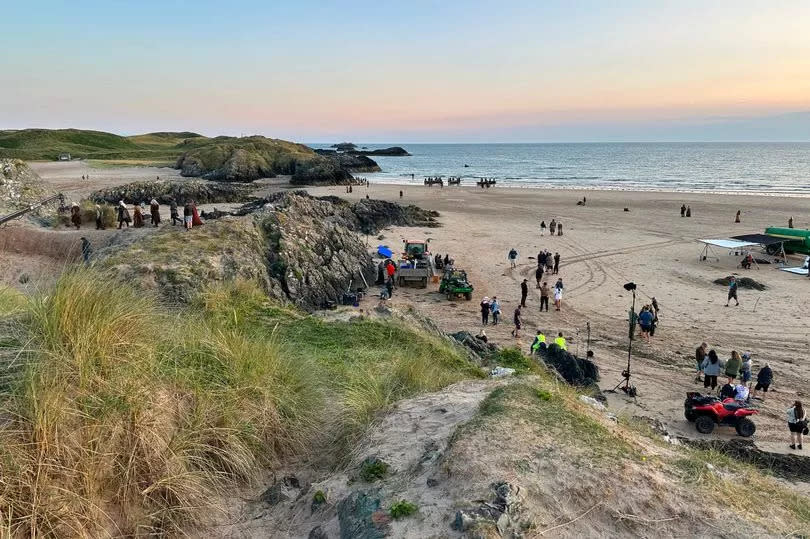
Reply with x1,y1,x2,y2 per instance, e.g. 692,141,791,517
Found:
311,142,810,196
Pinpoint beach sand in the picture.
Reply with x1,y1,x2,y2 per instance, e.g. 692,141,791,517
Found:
4,163,809,453
308,182,810,453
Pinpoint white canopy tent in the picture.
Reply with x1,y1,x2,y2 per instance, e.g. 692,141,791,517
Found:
697,239,759,266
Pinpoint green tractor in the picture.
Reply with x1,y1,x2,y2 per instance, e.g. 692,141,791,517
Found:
439,269,474,300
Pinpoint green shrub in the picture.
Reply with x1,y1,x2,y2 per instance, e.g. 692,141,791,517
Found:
389,500,418,519
496,347,533,372
359,457,390,482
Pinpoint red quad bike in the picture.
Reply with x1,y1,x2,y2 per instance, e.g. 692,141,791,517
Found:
684,392,759,437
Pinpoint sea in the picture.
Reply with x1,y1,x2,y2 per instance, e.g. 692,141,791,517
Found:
311,143,810,196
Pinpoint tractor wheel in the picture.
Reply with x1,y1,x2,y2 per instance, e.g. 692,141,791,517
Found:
735,418,756,437
684,410,697,422
464,292,472,300
695,415,715,434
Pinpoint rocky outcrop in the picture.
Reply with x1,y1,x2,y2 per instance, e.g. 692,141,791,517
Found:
538,344,599,386
0,159,46,211
237,192,440,234
348,147,410,156
314,150,381,173
89,180,254,205
290,159,354,185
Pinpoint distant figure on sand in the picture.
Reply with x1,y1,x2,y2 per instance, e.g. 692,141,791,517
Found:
789,216,794,228
508,248,518,268
133,205,144,228
191,202,203,227
511,305,522,337
95,204,104,230
750,363,773,400
539,282,550,312
535,265,544,288
117,201,131,229
80,237,91,265
170,199,181,226
554,278,564,311
787,401,806,450
490,297,501,325
553,252,561,275
549,219,557,235
694,342,708,382
725,350,742,384
726,276,739,307
557,222,563,236
686,205,691,217
399,190,403,198
480,297,490,325
150,199,161,227
540,220,546,236
701,350,722,390
183,202,193,230
680,204,686,217
735,210,741,223
70,203,81,229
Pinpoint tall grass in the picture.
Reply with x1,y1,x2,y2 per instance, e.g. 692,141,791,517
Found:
0,274,479,536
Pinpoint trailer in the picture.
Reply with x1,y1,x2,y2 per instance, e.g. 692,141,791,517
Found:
764,227,810,255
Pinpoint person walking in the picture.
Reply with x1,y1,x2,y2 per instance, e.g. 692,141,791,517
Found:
511,305,522,337
490,297,501,325
554,332,567,351
735,210,741,223
725,350,743,384
553,278,564,311
680,204,686,217
169,199,181,226
787,401,806,450
150,199,161,227
133,205,144,228
79,237,91,266
480,297,490,325
553,252,561,275
117,200,131,229
726,276,739,307
535,265,544,288
520,279,528,307
638,306,654,341
557,222,563,236
530,330,546,355
539,282,550,312
94,204,105,230
694,342,708,383
508,248,518,268
750,363,773,400
701,350,722,390
540,220,546,236
70,203,82,230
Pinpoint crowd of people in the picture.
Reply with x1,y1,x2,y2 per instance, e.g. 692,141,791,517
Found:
67,198,204,232
539,219,563,236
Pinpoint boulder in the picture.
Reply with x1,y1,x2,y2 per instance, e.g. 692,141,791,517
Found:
314,150,381,173
0,159,46,212
337,490,389,539
537,344,599,386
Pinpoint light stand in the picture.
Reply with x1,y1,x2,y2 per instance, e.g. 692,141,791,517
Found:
612,282,638,397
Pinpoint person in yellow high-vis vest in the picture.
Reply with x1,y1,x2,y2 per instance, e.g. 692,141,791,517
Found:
554,332,567,351
530,330,546,355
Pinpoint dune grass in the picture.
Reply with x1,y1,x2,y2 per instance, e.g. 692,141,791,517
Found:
0,274,479,536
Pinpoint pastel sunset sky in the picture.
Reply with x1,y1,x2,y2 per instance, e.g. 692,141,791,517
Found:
2,1,809,142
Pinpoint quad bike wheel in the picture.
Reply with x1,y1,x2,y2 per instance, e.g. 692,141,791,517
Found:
735,417,756,437
695,415,715,434
684,410,697,422
464,292,472,300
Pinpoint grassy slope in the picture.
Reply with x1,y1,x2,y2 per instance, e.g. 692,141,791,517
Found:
0,274,480,537
0,129,208,161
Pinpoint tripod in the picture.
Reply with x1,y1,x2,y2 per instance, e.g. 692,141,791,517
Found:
612,288,638,398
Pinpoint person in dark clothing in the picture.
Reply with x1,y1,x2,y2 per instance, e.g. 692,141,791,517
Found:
751,364,773,400
686,205,691,217
385,277,394,298
511,305,522,337
520,279,528,307
680,204,686,217
480,297,490,325
557,222,563,236
701,350,722,390
399,190,403,198
169,199,181,225
117,201,130,229
539,282,550,312
538,251,547,267
553,252,561,275
94,204,104,230
80,237,91,265
535,265,544,288
133,206,144,228
443,254,450,267
70,203,82,229
150,199,161,227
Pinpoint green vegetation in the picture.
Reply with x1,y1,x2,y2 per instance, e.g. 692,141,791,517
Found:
0,128,209,161
389,500,418,519
0,273,478,537
359,458,390,482
56,200,117,229
312,490,327,505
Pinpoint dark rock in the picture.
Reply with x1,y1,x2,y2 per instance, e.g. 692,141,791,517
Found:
714,276,767,291
426,477,439,488
538,344,599,386
258,482,289,505
314,150,381,173
331,142,357,151
347,146,411,157
291,159,354,185
308,526,328,539
449,331,500,362
337,490,389,539
89,180,253,205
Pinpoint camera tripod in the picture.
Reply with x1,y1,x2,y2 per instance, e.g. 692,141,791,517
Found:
611,285,639,398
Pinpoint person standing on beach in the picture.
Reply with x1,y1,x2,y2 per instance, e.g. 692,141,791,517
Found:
553,252,561,275
490,297,501,325
520,279,528,307
535,265,544,288
787,401,806,450
725,351,743,384
750,363,773,400
508,248,518,268
511,305,522,337
133,205,144,228
789,216,794,228
117,200,130,229
480,297,490,325
735,210,741,223
539,282,550,312
168,199,180,226
549,219,557,236
695,342,708,383
540,220,546,236
681,204,686,217
686,206,691,217
701,350,722,390
726,276,739,307
554,279,564,311
557,222,563,236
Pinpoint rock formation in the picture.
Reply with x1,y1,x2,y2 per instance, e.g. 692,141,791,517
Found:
313,150,381,173
348,147,411,156
89,179,254,205
0,159,46,211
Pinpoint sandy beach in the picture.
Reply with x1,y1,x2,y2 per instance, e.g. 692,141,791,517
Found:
4,163,810,454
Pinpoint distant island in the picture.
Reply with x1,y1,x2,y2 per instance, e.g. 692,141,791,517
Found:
329,142,411,156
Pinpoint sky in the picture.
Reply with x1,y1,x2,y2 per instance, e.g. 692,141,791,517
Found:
2,1,810,142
